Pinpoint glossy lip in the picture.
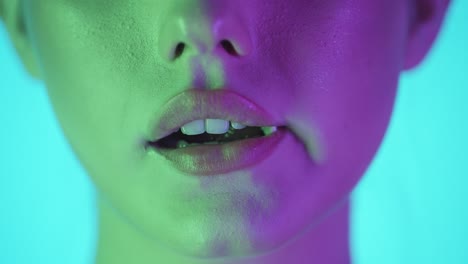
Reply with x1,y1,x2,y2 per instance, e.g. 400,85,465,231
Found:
147,89,284,141
145,89,287,176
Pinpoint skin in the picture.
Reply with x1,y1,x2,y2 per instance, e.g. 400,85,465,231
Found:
1,0,450,263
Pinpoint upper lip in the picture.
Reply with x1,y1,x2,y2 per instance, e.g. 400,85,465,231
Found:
148,89,283,142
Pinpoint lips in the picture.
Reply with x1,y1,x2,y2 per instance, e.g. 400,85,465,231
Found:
145,89,287,176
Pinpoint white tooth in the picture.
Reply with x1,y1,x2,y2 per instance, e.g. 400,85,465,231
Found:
205,119,230,134
231,122,246,130
177,140,189,148
261,126,278,136
181,119,205,135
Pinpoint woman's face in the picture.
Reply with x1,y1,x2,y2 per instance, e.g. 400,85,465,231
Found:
23,0,407,259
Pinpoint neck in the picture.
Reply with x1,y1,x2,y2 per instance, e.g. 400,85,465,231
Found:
95,197,351,264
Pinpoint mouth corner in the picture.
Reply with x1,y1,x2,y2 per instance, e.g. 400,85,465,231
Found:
284,122,325,165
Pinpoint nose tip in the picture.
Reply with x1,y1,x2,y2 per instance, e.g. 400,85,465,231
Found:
159,15,252,62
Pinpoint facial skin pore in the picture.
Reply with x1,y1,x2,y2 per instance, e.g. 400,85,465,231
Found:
1,0,450,263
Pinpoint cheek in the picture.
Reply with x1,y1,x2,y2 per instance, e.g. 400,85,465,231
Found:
25,2,159,202
26,2,158,160
245,0,408,233
289,1,407,180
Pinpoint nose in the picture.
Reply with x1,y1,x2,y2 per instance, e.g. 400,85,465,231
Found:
158,11,252,62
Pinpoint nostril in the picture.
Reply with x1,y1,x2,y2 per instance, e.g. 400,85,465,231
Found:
220,39,239,56
173,42,186,60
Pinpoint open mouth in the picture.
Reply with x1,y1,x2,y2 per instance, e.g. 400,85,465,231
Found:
147,121,283,150
144,89,288,175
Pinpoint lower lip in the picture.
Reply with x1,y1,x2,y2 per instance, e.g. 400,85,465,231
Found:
148,127,287,176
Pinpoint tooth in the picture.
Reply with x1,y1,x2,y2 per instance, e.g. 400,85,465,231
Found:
261,126,278,136
177,140,189,148
181,119,205,135
205,119,230,134
231,122,246,130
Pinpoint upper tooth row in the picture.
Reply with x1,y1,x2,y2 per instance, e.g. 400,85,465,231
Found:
181,119,246,135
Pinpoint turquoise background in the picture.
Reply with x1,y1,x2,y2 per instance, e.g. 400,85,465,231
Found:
1,2,467,264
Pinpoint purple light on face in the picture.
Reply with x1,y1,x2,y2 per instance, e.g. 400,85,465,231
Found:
2,0,450,263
